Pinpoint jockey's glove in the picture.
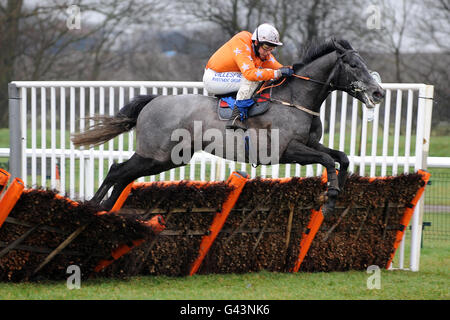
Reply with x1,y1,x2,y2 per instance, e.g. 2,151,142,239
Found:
277,66,294,78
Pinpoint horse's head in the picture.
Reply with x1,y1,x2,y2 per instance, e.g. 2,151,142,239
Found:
331,39,385,108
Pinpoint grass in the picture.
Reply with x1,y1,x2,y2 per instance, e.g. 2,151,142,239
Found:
0,241,447,300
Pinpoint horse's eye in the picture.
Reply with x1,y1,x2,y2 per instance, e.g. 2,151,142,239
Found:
349,64,357,68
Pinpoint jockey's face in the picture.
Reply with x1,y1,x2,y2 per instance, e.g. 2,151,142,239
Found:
257,42,276,60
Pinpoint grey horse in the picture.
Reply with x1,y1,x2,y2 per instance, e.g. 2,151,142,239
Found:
72,39,385,214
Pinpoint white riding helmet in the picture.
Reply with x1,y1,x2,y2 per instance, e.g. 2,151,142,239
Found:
251,23,283,46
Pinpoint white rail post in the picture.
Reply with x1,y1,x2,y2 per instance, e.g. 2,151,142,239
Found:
31,87,37,188
381,90,391,176
79,87,85,199
339,92,348,153
369,103,380,177
349,98,358,173
21,87,27,186
8,83,22,180
99,87,105,186
58,87,66,194
359,104,368,176
41,87,47,188
404,89,414,174
316,100,327,176
329,91,337,149
410,85,434,271
88,86,95,198
392,90,403,175
50,87,57,190
60,87,66,195
69,87,75,198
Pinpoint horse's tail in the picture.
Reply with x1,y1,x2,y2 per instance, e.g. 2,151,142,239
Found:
71,94,158,148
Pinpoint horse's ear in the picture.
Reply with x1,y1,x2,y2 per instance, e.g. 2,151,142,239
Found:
331,37,345,53
338,39,354,50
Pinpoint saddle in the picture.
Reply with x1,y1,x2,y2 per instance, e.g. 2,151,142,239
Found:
216,92,271,121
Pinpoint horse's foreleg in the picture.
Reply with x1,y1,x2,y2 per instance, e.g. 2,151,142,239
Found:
280,142,340,216
308,142,350,190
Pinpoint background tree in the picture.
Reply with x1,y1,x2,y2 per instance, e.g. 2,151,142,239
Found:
1,0,448,129
0,0,164,127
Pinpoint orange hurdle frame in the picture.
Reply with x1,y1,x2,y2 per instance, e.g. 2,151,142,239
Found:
0,169,11,196
291,171,328,272
0,167,430,274
94,180,227,272
0,176,25,229
292,208,324,272
386,170,431,269
189,171,249,275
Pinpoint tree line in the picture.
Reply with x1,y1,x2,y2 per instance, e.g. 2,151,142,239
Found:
0,0,448,129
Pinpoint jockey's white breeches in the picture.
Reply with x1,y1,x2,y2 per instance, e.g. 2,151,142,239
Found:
203,68,260,100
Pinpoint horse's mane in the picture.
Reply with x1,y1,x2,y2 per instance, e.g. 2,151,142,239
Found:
293,38,353,72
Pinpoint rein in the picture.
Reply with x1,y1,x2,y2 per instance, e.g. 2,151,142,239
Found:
255,74,327,117
255,73,348,95
255,49,359,117
268,96,320,117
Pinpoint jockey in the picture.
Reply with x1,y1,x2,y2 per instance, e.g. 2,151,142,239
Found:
203,23,294,130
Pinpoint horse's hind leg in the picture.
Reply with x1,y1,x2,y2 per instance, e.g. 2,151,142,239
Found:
91,162,123,205
92,153,177,211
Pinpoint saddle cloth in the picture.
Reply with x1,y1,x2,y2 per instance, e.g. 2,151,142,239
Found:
217,92,271,121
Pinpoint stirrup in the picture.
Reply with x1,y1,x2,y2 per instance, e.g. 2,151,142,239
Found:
226,115,247,130
226,105,247,130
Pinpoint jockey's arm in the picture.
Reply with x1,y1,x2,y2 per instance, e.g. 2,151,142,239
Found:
233,38,282,82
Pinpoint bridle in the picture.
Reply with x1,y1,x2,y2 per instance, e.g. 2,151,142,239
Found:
257,48,362,117
315,49,362,93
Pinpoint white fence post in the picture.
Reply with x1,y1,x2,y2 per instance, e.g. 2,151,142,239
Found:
410,85,434,271
8,83,22,180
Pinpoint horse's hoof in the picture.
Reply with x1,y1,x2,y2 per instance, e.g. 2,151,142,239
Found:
96,200,113,212
88,198,104,211
322,188,339,217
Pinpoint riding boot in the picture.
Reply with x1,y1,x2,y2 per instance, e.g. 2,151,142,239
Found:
226,104,247,130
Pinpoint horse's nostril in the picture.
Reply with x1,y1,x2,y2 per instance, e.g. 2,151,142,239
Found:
373,90,385,100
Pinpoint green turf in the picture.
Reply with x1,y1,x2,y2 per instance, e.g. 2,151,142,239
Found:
0,240,447,300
